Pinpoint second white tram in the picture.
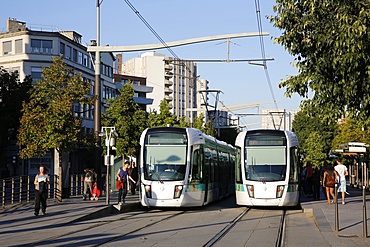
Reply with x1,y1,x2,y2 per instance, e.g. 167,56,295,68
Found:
235,129,300,207
139,127,235,207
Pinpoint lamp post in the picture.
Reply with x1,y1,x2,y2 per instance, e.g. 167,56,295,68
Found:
99,126,117,205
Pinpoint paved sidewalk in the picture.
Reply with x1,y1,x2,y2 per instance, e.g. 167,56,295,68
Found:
300,185,370,246
2,186,370,246
0,192,141,246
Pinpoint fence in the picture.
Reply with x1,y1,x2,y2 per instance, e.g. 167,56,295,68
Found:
0,174,85,208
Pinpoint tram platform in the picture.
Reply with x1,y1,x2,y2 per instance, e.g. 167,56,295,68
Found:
1,186,370,246
300,185,370,246
0,192,141,246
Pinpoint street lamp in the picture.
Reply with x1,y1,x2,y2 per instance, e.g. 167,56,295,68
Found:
99,126,118,205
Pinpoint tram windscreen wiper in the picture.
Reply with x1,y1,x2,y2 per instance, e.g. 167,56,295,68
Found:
153,171,163,184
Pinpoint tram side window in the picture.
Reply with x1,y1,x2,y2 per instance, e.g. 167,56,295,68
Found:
235,148,242,183
191,149,202,181
289,147,299,183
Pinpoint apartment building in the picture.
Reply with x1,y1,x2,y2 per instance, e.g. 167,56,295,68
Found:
121,51,198,121
261,108,297,131
115,54,153,111
0,18,116,176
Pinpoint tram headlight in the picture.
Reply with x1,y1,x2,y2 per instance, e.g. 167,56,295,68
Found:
246,185,254,198
276,185,285,198
174,185,183,199
144,185,152,198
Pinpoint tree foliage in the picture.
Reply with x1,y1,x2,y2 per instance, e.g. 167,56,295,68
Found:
17,56,94,158
148,100,177,127
292,109,335,167
332,118,370,149
0,69,31,147
102,83,147,158
270,1,370,125
304,132,327,168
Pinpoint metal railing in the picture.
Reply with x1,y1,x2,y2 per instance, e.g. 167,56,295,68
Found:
1,174,85,208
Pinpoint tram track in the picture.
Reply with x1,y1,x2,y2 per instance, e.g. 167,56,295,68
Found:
92,210,186,247
276,209,286,247
18,200,288,247
18,209,185,247
203,207,251,247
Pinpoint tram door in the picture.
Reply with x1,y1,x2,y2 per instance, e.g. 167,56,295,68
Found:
203,152,210,204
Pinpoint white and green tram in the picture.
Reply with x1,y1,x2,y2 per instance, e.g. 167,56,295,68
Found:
235,129,300,207
139,127,235,207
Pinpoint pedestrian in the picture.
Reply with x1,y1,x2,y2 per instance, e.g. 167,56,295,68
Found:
334,157,348,204
129,161,138,195
301,166,307,195
312,167,321,200
83,168,94,200
116,161,136,206
305,163,314,196
323,164,338,205
34,165,50,216
320,164,327,200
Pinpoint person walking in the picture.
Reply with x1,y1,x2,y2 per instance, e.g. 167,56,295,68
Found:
116,161,136,206
129,161,138,195
83,168,94,200
312,167,321,200
34,165,50,216
323,164,338,205
335,157,348,204
305,163,314,196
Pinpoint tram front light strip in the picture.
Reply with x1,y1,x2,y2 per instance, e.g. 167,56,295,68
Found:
276,185,285,198
246,185,254,198
144,185,152,198
174,185,183,199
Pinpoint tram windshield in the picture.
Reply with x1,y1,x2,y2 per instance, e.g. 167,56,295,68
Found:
245,146,287,181
143,132,187,181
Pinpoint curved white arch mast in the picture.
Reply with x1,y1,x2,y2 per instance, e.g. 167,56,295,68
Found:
87,32,270,57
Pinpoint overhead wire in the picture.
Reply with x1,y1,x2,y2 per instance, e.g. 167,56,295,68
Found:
254,0,278,110
123,0,197,81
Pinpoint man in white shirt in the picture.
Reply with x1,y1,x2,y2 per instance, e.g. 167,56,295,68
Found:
334,158,348,204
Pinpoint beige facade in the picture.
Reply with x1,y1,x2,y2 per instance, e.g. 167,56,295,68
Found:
122,51,197,120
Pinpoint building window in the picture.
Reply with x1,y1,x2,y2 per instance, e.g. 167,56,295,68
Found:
72,48,77,62
31,67,42,82
83,54,88,67
31,39,52,54
15,39,22,54
78,51,83,64
60,42,65,55
3,41,12,55
65,45,71,59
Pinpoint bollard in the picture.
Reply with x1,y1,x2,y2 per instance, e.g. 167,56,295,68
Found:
361,160,368,238
335,183,339,231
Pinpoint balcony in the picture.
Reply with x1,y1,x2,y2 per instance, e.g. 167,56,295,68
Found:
164,87,173,94
165,95,173,101
164,64,173,70
165,71,173,78
164,80,173,86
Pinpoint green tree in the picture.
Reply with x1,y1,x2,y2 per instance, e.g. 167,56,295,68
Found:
292,109,335,167
17,56,94,158
0,69,32,169
148,99,177,127
332,118,370,149
304,132,328,168
270,1,370,126
102,83,147,158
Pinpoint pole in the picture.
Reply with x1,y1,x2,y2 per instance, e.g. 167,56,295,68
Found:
94,0,103,196
362,161,367,238
335,183,339,231
94,1,101,137
106,132,110,205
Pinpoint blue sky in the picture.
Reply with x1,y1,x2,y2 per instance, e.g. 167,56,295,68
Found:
1,0,303,121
